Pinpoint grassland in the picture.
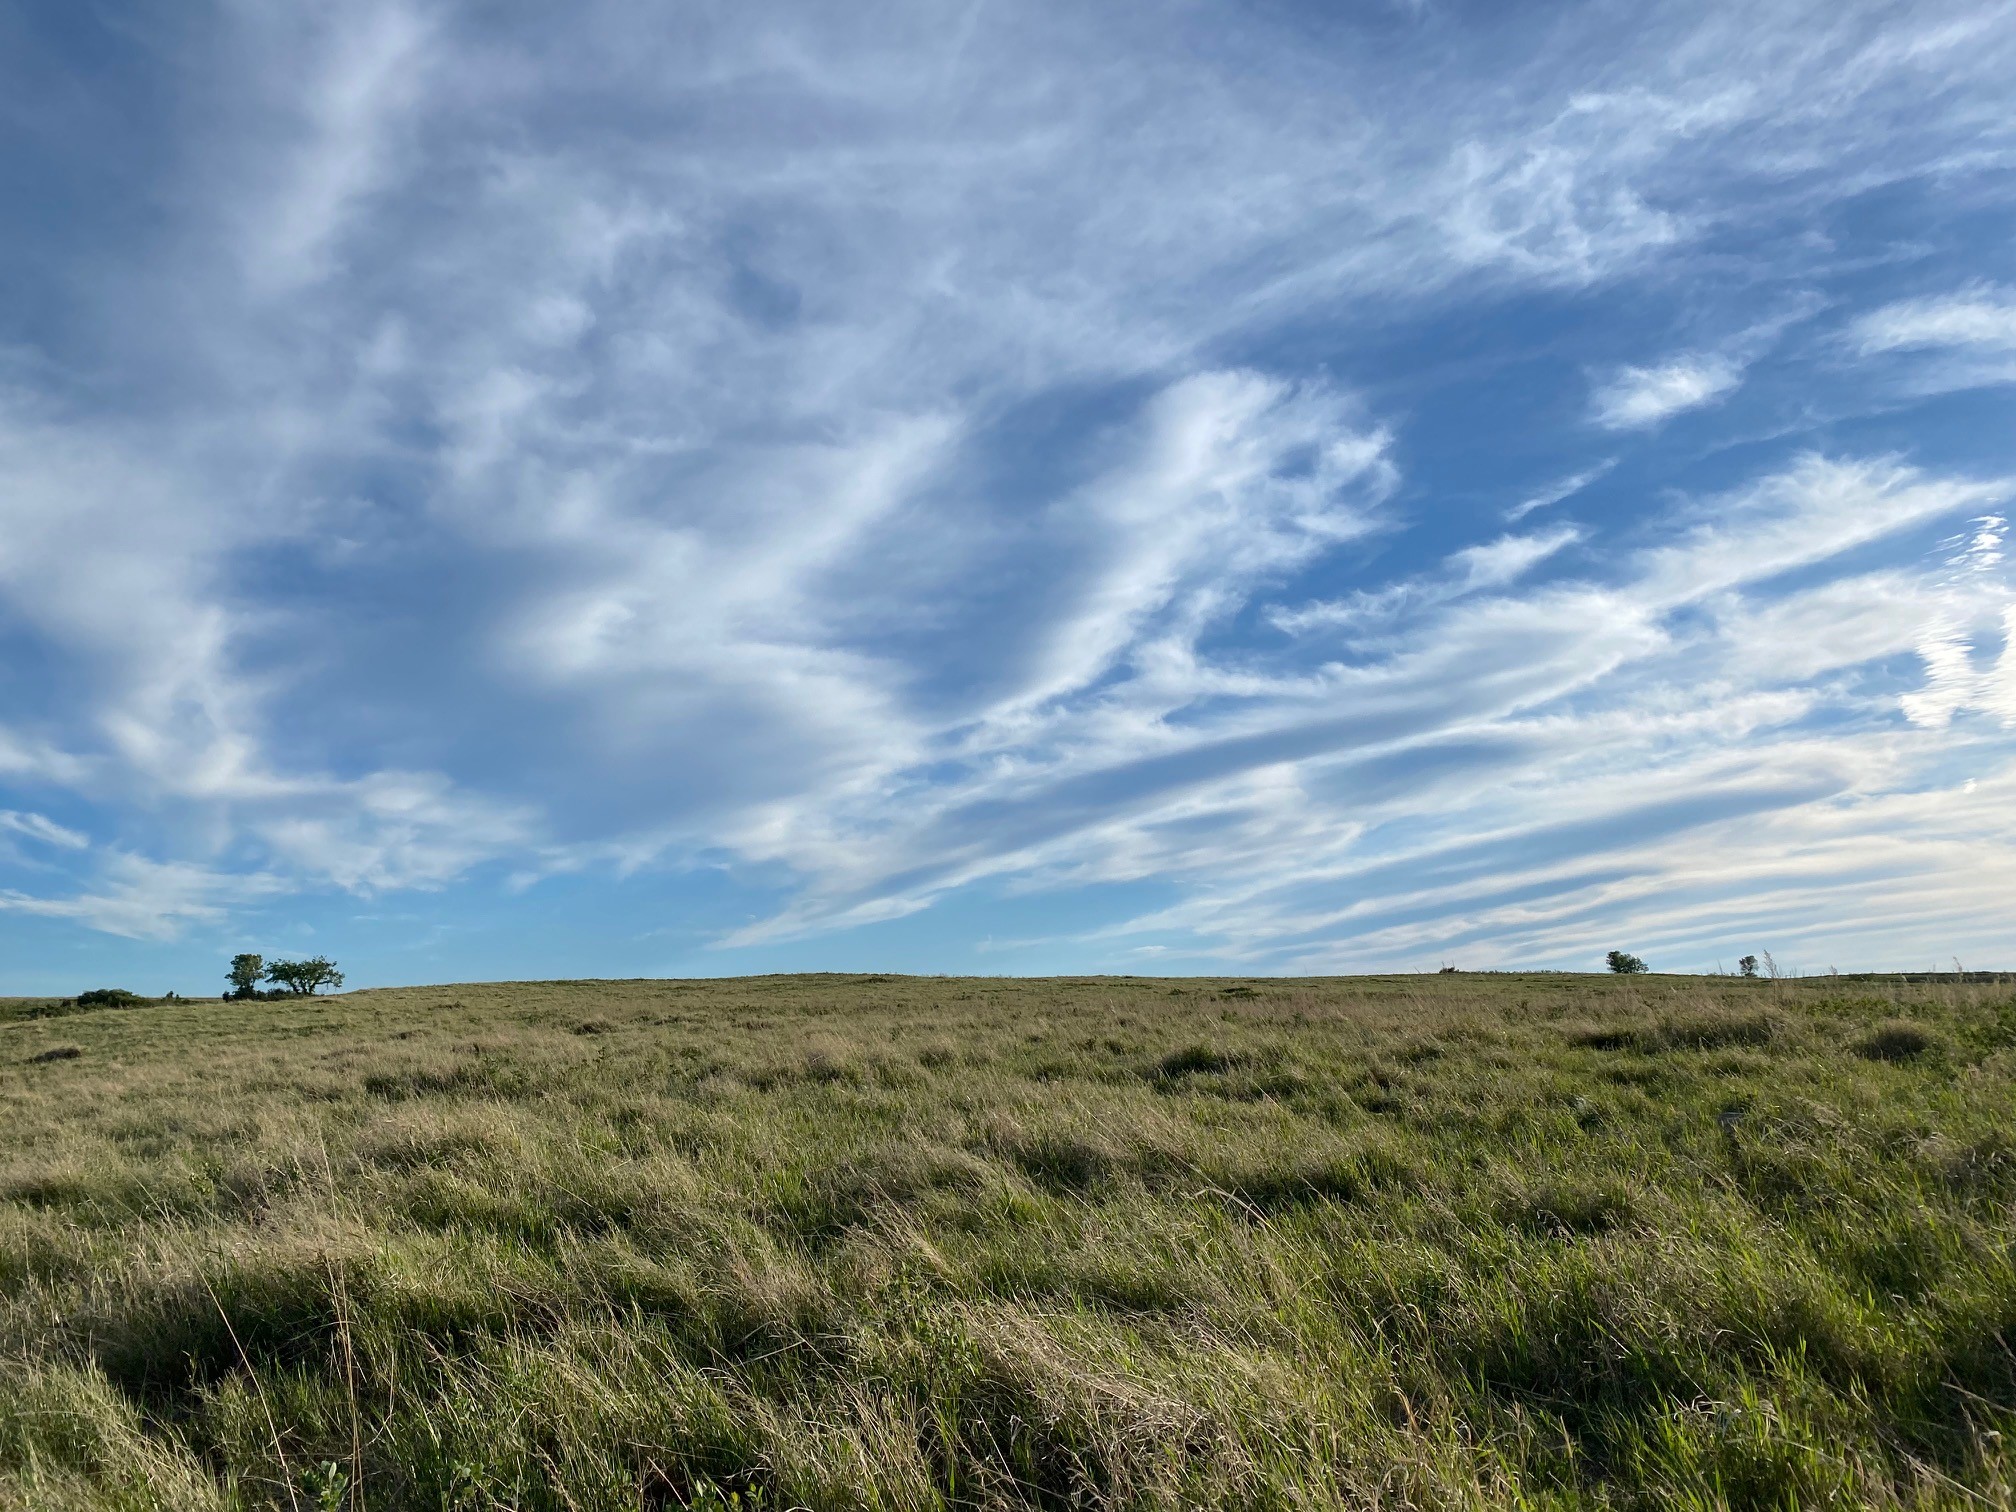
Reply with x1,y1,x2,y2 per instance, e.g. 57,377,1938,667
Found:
1,972,2013,1510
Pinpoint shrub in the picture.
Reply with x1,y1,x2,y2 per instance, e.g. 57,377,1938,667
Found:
1852,1021,1938,1062
71,988,145,1009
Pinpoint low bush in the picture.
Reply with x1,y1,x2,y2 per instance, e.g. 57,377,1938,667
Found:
1853,1020,1939,1062
70,989,147,1010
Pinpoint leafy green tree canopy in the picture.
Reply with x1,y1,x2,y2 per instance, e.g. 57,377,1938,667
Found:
1606,950,1648,974
226,954,264,1000
263,956,344,996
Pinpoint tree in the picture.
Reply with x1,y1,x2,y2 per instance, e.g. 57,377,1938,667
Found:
1737,955,1759,978
1606,950,1648,974
226,953,264,1000
263,956,344,996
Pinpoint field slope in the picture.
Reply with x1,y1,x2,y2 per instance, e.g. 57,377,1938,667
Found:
2,973,2013,1509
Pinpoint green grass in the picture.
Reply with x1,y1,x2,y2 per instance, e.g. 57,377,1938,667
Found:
1,972,2012,1509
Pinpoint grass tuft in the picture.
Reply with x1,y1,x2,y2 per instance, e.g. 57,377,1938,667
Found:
1152,1042,1246,1079
1853,1019,1940,1062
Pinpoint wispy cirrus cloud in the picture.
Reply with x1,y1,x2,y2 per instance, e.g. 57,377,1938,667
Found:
1846,284,2016,399
1852,285,2016,354
1507,461,1615,522
720,454,2013,957
233,0,437,292
1902,514,2016,730
1268,525,1578,636
1,0,2014,980
0,855,291,942
0,811,87,850
1450,526,1584,591
1590,354,1746,429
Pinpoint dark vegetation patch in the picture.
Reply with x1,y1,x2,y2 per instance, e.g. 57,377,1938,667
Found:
993,1127,1122,1192
1565,1023,1635,1050
1153,1042,1247,1079
1853,1020,1940,1062
1213,1143,1417,1213
73,988,149,1009
1501,1180,1636,1238
2,991,154,1023
1567,1009,1779,1053
362,1059,535,1100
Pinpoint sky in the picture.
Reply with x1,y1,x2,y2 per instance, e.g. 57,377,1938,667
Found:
2,0,2014,993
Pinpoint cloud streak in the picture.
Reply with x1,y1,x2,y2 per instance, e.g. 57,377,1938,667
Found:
0,812,88,851
1590,355,1745,429
1853,285,2016,354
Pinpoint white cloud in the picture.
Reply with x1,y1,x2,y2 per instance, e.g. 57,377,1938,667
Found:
1852,285,2016,354
1508,460,1614,522
717,451,2012,961
1635,455,2008,605
1590,354,1745,429
0,856,290,942
235,1,436,291
1902,515,2016,729
1006,373,1393,710
1905,606,2016,730
1270,526,1577,636
1451,526,1582,591
0,811,88,850
0,398,539,925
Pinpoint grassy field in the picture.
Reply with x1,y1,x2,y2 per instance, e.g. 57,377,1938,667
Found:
1,972,2013,1510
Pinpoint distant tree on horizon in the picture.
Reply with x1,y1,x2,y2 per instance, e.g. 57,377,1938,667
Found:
1738,954,1759,978
1606,950,1648,974
263,956,344,996
226,953,264,1000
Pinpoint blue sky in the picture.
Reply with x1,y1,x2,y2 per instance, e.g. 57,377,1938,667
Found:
2,0,2014,993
